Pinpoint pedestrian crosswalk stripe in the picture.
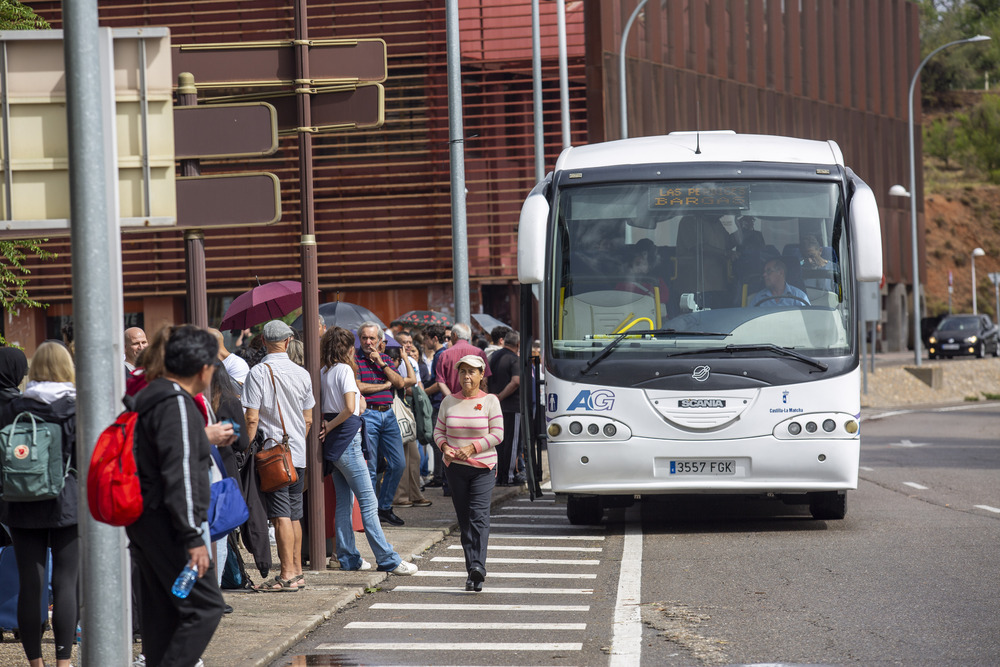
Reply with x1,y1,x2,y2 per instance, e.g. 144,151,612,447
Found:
491,514,569,519
344,621,587,630
974,504,1000,513
393,586,593,595
903,481,929,490
491,522,595,530
489,534,605,541
413,571,597,579
451,545,602,553
431,556,599,565
314,642,583,651
369,603,590,611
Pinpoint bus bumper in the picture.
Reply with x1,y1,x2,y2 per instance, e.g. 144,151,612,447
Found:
546,436,859,495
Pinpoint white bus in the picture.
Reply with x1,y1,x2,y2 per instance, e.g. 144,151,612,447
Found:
517,132,883,524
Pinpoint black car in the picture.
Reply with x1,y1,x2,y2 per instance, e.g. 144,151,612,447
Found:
927,314,1000,359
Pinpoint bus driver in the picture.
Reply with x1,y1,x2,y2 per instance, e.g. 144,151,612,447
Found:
749,258,810,307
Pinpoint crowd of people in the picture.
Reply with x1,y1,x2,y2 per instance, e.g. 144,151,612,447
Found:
0,312,532,667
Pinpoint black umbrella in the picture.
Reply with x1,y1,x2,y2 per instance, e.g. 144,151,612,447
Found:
290,301,386,333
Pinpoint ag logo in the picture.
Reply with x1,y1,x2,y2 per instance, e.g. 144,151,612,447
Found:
692,365,711,382
13,444,29,460
567,389,616,411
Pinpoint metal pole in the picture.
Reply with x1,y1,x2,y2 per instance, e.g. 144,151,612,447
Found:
294,0,326,571
619,0,649,140
63,16,131,666
446,0,471,324
995,279,999,320
556,0,570,148
178,74,208,329
861,319,867,394
906,35,990,366
531,0,544,182
972,252,978,314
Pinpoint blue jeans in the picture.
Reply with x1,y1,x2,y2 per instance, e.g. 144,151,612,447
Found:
362,408,406,511
330,432,402,571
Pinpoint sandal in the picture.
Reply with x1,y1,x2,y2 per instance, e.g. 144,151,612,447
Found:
256,575,299,592
290,574,306,589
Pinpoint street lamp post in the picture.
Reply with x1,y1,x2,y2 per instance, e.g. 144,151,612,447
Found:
972,247,985,314
905,35,990,366
619,0,649,139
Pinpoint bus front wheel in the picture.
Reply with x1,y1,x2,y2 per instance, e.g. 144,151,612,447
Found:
808,491,847,520
567,495,603,525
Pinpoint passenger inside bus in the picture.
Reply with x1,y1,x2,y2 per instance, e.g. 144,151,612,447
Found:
747,257,811,307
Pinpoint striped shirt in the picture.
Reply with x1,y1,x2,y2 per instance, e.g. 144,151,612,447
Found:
433,391,503,470
355,350,394,406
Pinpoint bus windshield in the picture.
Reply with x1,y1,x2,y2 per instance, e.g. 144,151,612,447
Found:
550,179,852,361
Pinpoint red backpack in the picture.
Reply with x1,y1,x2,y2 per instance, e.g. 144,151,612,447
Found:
87,411,143,526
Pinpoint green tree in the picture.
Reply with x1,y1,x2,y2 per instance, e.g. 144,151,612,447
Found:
958,93,1000,181
924,116,968,168
0,0,52,345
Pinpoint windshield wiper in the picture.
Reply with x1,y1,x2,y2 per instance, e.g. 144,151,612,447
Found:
582,328,731,374
720,343,828,371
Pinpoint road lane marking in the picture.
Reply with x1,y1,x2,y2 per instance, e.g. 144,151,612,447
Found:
904,482,929,490
345,621,587,630
859,466,874,471
489,534,605,541
491,523,595,530
974,504,1000,513
393,586,593,595
609,518,643,666
450,545,602,552
517,497,555,502
413,570,597,579
891,439,928,447
501,506,564,511
369,603,590,611
314,642,582,651
431,556,599,565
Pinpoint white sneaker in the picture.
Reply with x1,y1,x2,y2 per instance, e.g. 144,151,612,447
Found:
391,560,417,576
358,559,372,571
131,655,145,667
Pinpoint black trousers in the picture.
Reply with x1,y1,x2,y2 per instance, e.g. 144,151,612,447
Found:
444,463,495,573
9,525,79,662
127,507,224,667
495,411,520,484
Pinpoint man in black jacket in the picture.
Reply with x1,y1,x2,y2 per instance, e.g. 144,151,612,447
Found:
127,325,229,667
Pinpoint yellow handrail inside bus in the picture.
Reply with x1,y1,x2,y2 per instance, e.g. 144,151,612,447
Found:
614,316,654,334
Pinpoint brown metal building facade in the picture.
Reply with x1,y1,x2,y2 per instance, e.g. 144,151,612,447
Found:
8,0,919,352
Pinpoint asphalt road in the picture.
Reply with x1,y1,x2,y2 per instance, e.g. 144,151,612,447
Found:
274,405,1000,666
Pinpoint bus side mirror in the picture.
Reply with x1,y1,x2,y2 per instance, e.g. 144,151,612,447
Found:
849,175,883,282
518,180,550,284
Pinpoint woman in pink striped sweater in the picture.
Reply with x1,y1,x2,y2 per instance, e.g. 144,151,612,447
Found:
433,354,504,592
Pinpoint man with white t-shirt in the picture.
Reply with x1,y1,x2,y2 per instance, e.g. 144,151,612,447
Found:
242,320,315,591
208,328,249,386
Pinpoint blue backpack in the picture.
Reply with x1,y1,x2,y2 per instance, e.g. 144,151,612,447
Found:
208,446,249,542
0,412,69,502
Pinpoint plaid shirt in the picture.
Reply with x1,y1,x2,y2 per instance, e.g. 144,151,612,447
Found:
356,350,394,406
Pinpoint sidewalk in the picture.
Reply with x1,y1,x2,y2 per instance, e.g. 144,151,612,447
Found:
860,350,1000,412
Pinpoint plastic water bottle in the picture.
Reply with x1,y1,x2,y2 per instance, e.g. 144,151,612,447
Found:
171,563,198,598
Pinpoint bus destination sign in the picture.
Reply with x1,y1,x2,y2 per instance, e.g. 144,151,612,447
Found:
649,184,749,210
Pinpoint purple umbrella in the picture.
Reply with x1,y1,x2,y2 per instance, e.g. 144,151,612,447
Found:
219,280,302,330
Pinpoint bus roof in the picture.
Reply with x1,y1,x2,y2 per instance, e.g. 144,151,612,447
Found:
554,132,845,172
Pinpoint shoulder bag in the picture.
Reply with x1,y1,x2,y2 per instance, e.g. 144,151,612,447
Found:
253,363,298,493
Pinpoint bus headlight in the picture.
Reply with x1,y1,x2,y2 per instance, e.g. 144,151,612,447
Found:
548,423,561,437
775,413,859,439
569,421,583,435
545,416,630,441
603,424,617,437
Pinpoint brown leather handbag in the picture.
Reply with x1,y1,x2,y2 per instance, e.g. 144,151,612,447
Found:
254,363,298,493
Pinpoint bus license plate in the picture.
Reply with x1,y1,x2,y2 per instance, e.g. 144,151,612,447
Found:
670,460,736,475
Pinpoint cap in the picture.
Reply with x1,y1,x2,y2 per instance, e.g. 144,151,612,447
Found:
455,354,485,371
262,320,295,342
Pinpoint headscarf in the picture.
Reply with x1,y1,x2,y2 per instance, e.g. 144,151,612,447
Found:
0,347,28,390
